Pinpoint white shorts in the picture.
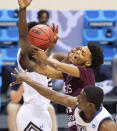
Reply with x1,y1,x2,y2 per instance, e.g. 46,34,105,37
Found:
17,103,52,131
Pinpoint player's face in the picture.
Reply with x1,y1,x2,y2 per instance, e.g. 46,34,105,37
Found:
68,46,92,66
39,13,49,24
77,90,89,111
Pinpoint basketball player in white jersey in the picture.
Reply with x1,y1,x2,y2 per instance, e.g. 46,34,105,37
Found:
10,71,117,131
14,0,59,130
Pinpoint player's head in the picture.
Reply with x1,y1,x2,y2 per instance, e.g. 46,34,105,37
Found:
77,85,104,112
28,22,38,31
37,10,49,24
68,42,104,69
87,42,104,69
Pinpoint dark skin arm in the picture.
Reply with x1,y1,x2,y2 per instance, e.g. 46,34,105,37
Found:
18,0,60,73
18,0,64,79
100,119,117,131
18,0,32,54
10,69,77,108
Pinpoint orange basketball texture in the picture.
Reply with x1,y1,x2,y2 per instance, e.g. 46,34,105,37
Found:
28,24,54,50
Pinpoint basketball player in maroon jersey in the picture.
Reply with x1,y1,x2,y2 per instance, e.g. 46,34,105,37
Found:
31,44,104,130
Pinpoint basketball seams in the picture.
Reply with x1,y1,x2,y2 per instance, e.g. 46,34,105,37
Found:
28,34,50,41
38,27,51,41
28,25,54,50
29,27,49,41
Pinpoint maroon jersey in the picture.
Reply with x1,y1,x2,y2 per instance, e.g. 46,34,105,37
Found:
63,66,95,131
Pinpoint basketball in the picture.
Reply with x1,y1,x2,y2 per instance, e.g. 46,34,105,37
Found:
28,24,54,50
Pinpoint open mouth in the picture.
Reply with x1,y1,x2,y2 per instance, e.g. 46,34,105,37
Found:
72,55,78,60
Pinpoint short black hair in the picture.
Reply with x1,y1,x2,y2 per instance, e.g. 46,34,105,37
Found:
28,22,38,31
88,42,104,69
84,85,104,110
37,10,49,19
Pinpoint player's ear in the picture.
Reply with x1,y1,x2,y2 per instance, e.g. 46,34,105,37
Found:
88,102,95,110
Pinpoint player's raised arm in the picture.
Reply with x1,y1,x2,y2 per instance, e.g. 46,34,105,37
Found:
10,69,77,108
18,0,32,53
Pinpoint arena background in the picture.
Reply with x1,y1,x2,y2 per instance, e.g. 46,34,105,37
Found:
1,0,117,9
0,0,117,130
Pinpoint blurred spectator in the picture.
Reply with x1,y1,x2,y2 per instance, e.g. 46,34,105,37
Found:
2,66,16,94
94,65,114,95
28,9,50,29
48,104,58,131
94,64,117,114
6,66,23,131
94,64,112,82
37,10,49,24
112,55,117,90
7,83,23,131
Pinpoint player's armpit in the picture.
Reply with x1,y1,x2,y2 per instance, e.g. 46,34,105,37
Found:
100,119,117,131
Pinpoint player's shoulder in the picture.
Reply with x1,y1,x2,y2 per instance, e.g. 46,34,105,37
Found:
100,119,117,131
78,65,92,71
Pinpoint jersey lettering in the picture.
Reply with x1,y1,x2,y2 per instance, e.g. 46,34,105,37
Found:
65,84,72,94
47,78,52,88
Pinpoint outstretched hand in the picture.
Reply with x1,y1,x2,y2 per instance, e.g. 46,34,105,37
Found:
18,0,32,9
47,23,61,45
10,68,28,87
32,45,48,64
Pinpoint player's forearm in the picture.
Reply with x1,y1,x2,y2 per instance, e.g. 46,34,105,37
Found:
18,8,28,38
46,58,70,72
53,53,69,63
46,58,62,70
46,58,79,77
24,77,74,107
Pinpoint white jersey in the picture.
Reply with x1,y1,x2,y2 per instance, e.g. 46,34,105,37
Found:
17,49,52,110
16,49,52,131
74,106,112,131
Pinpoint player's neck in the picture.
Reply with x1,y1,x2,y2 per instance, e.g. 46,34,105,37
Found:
84,109,97,122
